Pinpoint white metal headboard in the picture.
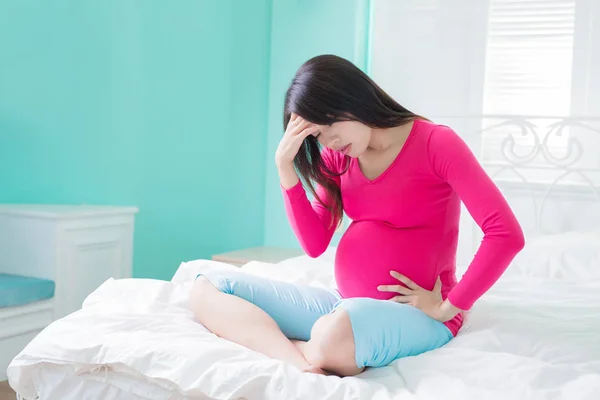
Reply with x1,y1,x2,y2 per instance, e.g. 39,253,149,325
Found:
456,115,600,235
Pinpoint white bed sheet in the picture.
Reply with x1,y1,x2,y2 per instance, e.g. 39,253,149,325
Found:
15,364,174,400
7,258,600,400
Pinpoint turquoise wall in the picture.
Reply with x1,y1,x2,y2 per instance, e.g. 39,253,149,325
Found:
263,0,371,248
0,0,371,277
0,1,272,280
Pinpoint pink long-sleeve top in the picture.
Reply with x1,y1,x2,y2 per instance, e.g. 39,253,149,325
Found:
282,118,525,336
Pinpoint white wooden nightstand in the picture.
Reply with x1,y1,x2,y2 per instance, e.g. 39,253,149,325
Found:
0,204,138,381
211,246,304,267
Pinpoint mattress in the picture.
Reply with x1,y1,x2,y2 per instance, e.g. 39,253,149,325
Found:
7,257,600,400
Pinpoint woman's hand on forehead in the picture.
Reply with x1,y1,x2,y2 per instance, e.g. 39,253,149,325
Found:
290,113,321,137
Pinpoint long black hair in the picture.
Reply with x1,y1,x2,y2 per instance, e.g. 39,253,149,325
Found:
283,54,423,227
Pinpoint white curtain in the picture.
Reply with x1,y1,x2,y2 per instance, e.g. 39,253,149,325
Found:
370,0,600,278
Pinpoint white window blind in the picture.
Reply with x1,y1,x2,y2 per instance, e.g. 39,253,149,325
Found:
483,0,575,116
482,0,576,154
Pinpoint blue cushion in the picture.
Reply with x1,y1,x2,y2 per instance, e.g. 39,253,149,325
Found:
0,273,55,308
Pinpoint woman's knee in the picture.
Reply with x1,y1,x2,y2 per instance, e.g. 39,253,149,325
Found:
189,275,228,318
190,275,217,298
190,274,231,298
305,309,363,376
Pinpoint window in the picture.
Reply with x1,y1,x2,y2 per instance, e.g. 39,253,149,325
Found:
481,0,576,161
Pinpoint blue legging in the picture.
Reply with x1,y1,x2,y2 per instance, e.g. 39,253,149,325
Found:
197,269,453,368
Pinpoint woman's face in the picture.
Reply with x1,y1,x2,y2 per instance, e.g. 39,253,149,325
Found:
312,120,372,158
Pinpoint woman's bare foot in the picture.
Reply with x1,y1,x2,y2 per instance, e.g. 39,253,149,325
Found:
303,365,330,375
292,341,331,375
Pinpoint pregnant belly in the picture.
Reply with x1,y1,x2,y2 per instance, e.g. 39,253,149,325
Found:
335,220,441,299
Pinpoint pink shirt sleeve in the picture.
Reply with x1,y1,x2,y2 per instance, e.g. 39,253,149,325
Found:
427,126,525,311
281,149,342,257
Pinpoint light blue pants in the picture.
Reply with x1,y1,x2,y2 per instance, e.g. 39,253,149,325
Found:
197,270,453,368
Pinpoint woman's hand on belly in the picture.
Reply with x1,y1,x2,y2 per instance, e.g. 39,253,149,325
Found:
377,271,462,322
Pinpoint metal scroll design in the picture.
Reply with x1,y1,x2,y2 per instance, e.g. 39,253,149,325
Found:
478,115,600,233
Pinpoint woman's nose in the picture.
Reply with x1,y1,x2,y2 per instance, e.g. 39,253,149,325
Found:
325,135,339,149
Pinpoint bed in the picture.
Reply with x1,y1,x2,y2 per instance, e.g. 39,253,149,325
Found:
5,249,600,400
7,116,600,399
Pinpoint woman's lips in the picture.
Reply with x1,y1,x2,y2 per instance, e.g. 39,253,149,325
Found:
338,144,351,155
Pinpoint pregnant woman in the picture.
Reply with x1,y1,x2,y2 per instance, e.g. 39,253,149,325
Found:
189,54,525,376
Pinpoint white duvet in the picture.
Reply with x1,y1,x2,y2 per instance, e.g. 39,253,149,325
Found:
7,257,600,400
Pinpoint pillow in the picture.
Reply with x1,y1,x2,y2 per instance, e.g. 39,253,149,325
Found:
273,246,338,289
505,231,600,280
